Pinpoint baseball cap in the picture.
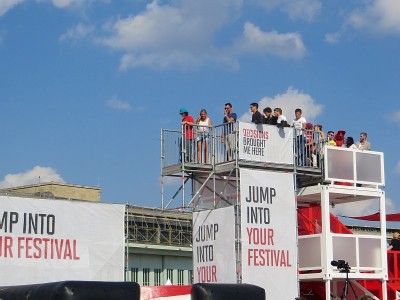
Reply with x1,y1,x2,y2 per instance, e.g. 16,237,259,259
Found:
179,107,188,114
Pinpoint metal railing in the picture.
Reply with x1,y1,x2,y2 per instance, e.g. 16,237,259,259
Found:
161,122,325,169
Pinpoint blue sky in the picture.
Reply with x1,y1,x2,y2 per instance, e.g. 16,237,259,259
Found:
0,0,399,217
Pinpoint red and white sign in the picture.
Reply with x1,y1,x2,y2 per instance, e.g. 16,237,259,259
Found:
0,196,125,285
238,122,293,164
193,206,236,284
240,169,298,299
140,285,191,300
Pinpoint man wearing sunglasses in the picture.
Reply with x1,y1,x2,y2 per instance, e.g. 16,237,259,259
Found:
222,103,237,161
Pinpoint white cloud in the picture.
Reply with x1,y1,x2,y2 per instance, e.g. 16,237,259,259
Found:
347,0,400,34
100,0,242,70
0,0,25,17
251,0,321,22
59,23,94,43
106,95,132,111
0,166,64,188
395,161,400,175
325,32,342,44
281,0,321,22
239,87,323,122
98,0,305,70
101,0,241,51
234,22,306,59
387,110,400,122
35,0,93,9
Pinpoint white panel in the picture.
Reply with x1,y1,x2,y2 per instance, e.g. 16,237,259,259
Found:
327,148,354,180
0,196,125,285
359,237,382,268
192,206,236,283
238,122,294,164
324,147,384,185
356,152,383,183
240,169,298,299
298,236,321,269
332,236,357,268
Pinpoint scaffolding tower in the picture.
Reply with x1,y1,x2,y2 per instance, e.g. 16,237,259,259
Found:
161,121,387,299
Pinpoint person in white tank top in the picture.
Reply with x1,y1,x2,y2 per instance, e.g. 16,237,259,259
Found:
196,109,212,163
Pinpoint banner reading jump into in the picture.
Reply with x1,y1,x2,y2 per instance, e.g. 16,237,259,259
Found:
238,122,293,164
240,169,297,299
0,196,125,285
193,206,236,284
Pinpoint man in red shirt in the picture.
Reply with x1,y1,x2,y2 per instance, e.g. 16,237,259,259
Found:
180,107,195,162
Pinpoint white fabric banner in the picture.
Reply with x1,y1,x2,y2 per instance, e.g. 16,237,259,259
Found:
193,206,236,284
240,169,298,299
192,176,238,211
0,196,125,285
238,122,293,164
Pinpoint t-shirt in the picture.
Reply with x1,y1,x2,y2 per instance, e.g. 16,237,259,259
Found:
327,139,337,146
390,238,400,251
223,113,237,134
182,115,194,140
356,141,371,151
292,117,306,136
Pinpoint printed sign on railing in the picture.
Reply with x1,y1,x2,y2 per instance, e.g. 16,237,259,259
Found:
238,122,293,164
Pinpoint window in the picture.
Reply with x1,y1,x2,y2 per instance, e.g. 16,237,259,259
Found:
131,268,138,282
178,269,184,285
188,270,193,284
154,269,162,286
167,269,174,284
143,268,150,286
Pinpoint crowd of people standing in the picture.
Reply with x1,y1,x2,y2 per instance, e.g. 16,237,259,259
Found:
178,103,371,166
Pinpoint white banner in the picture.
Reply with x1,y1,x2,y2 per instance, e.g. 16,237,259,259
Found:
238,122,293,164
240,169,297,299
192,176,238,211
193,206,236,284
0,196,125,285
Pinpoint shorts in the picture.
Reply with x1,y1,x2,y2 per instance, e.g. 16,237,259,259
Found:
196,133,209,142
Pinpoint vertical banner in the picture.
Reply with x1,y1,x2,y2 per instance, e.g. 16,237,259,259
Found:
238,122,293,164
0,196,125,285
240,169,298,299
193,206,236,284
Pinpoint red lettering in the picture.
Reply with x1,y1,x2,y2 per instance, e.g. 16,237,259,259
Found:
0,236,14,257
33,238,42,259
247,227,274,245
18,237,24,258
73,240,80,260
25,237,33,258
196,266,217,282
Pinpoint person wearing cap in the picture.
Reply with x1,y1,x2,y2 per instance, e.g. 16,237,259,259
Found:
179,107,195,162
